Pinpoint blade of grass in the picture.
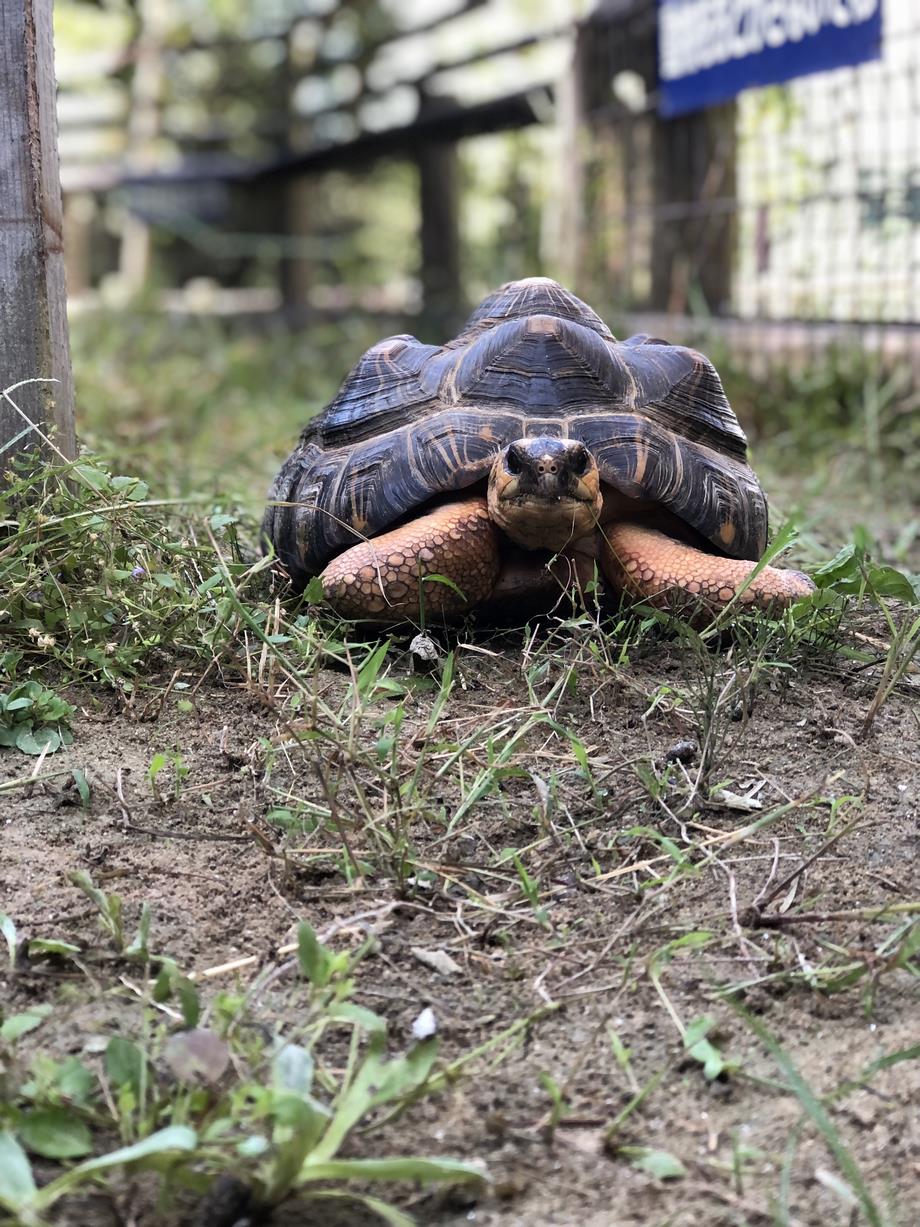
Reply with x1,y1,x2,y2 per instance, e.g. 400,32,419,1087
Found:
727,1000,885,1227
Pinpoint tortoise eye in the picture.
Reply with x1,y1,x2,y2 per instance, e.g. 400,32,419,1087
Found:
506,446,523,475
571,445,590,475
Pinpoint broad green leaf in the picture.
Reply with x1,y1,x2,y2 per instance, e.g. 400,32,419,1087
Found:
297,921,332,987
272,1094,330,1138
110,475,149,501
19,1109,92,1159
73,463,111,493
1,1005,52,1043
867,565,919,603
52,1057,96,1105
33,1125,198,1210
237,1134,269,1158
814,544,857,585
147,752,168,781
326,1002,387,1035
105,1036,146,1095
15,726,61,756
273,1043,314,1096
304,575,325,603
0,1132,37,1209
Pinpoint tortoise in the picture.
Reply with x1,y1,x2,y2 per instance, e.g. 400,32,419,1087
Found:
263,278,814,622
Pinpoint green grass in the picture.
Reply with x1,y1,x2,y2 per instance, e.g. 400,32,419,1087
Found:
1,316,919,1224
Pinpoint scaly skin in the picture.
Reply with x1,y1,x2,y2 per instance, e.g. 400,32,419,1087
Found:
320,495,815,621
321,497,501,622
600,522,815,611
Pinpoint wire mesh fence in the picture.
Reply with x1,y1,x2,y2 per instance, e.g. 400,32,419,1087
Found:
580,0,918,362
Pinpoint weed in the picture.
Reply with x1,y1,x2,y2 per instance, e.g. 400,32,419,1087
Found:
0,681,74,756
0,913,483,1225
0,448,262,687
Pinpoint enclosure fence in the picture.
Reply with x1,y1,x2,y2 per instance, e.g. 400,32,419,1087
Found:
54,0,920,363
579,0,919,362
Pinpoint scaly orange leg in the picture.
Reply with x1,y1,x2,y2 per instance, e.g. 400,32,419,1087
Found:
320,497,501,622
600,522,815,612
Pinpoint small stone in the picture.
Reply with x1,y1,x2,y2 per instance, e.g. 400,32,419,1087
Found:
411,1006,438,1039
664,739,698,765
409,633,440,672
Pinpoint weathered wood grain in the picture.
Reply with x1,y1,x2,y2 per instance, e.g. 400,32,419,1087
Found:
0,0,76,465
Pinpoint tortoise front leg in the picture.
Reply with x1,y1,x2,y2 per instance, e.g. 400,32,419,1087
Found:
600,522,815,612
320,497,501,622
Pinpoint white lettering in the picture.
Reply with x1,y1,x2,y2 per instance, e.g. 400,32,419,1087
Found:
659,0,879,81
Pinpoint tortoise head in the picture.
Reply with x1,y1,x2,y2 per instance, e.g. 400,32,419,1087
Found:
487,437,602,552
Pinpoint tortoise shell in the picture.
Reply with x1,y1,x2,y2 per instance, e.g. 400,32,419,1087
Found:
264,278,768,589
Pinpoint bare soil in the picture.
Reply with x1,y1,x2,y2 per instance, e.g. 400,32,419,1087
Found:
2,617,918,1227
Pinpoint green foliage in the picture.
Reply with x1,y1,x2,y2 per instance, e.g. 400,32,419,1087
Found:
0,451,268,686
0,912,483,1225
69,309,383,496
0,682,74,756
814,532,920,604
722,346,918,476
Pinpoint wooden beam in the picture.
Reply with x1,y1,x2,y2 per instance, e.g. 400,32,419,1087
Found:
254,87,549,181
0,0,76,464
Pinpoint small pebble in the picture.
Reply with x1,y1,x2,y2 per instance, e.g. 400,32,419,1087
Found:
664,738,698,765
409,632,440,672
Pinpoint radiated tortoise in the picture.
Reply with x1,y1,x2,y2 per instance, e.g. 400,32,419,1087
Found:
263,278,814,621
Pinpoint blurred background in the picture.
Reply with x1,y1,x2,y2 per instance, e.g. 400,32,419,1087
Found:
53,0,919,561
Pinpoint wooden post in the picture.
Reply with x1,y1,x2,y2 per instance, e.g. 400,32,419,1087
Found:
576,0,736,316
650,102,737,315
278,27,313,311
118,0,168,294
0,0,76,463
553,32,587,292
416,138,462,339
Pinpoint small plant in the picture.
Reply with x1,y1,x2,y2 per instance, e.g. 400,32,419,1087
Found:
0,915,484,1226
0,681,74,756
147,750,190,803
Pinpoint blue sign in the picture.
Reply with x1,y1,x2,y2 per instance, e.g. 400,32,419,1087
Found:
658,0,883,117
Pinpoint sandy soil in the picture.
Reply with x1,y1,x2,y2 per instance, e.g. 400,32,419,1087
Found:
1,616,918,1227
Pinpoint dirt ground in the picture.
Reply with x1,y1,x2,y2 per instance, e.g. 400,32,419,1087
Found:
1,613,918,1227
